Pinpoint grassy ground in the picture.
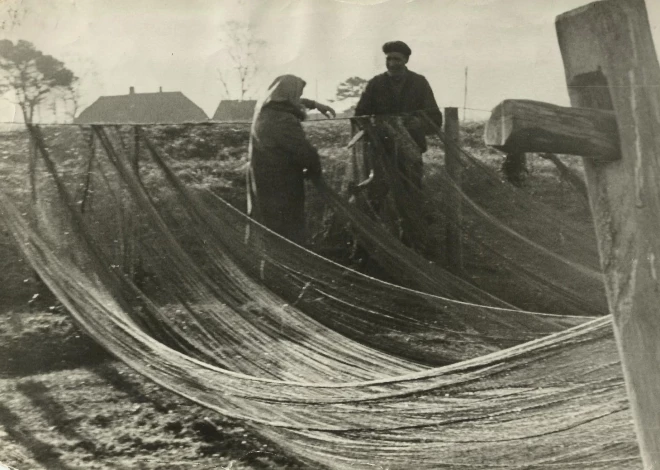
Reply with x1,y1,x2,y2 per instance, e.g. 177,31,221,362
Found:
0,312,304,469
0,120,596,468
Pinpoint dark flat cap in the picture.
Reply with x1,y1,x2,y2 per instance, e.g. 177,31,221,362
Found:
382,41,411,57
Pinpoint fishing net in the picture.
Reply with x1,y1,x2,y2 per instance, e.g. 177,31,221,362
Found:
345,114,606,317
0,195,636,469
0,123,634,469
117,123,594,363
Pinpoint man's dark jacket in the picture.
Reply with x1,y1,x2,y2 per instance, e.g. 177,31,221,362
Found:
354,70,442,152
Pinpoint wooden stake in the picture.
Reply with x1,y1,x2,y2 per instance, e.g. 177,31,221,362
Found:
557,0,660,464
133,125,141,182
463,67,468,121
444,107,463,273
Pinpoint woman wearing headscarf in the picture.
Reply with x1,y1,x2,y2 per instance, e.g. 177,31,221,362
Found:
247,75,331,245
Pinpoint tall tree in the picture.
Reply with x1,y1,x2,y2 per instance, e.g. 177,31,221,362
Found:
334,76,368,114
0,39,77,123
335,76,368,102
216,21,266,101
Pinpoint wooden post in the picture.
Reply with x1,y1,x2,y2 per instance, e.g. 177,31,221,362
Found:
444,107,463,273
348,120,362,192
557,0,660,464
80,129,96,214
502,152,527,187
133,125,141,183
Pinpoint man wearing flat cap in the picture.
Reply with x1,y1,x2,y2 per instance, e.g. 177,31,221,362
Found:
352,40,442,249
355,40,443,156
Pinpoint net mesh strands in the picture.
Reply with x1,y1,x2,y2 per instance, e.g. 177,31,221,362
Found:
346,114,606,316
0,123,636,469
129,124,594,364
1,121,602,369
422,116,605,310
90,125,422,380
0,197,638,469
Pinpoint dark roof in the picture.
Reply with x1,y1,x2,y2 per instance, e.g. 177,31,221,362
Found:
75,91,208,124
212,100,257,121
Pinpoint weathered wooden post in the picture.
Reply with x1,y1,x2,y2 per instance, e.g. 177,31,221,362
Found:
348,120,362,190
80,129,96,214
132,125,141,183
444,107,463,273
501,152,527,186
556,0,660,464
127,125,143,281
484,0,660,460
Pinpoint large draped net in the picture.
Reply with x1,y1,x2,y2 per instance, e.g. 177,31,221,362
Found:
344,115,606,317
0,121,637,469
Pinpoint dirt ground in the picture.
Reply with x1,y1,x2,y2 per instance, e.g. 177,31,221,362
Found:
0,309,305,470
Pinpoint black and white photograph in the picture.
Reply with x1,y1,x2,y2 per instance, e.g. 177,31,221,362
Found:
1,0,660,468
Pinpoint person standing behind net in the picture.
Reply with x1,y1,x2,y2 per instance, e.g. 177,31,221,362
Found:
247,74,335,246
353,41,442,250
355,40,443,188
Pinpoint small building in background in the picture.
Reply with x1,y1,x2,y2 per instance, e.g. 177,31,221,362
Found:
75,87,208,124
212,100,256,121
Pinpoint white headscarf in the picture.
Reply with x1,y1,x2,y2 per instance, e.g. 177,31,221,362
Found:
253,74,306,120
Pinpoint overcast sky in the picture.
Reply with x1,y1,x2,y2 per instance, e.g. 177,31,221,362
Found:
1,0,659,122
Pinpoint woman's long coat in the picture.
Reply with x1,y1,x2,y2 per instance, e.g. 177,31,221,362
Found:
247,102,321,245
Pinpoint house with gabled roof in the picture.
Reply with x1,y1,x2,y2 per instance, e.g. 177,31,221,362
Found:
212,100,256,121
75,87,208,124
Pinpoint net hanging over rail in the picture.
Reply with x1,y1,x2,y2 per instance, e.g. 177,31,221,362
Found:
3,122,595,371
345,114,606,317
114,121,596,364
1,118,605,370
0,123,634,469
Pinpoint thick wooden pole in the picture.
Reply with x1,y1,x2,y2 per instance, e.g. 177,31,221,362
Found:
501,152,527,187
557,0,660,464
349,120,360,186
444,107,463,272
485,99,620,161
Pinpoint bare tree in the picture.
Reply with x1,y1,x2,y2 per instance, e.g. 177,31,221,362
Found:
216,21,266,101
0,0,28,32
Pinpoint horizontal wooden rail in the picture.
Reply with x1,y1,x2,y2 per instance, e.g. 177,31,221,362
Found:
485,99,620,161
